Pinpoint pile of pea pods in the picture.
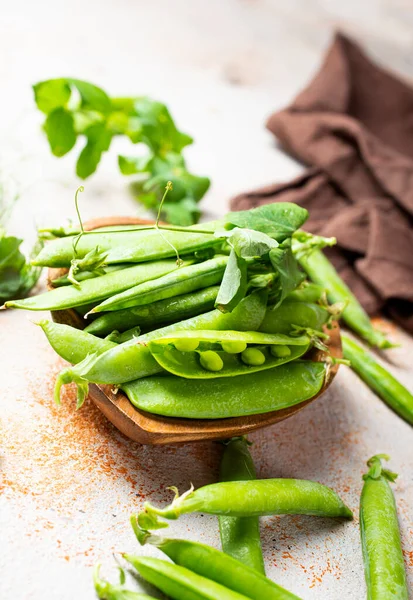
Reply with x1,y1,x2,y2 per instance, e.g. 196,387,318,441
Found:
4,199,411,598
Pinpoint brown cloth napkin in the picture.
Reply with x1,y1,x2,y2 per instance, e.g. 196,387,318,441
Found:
231,33,413,333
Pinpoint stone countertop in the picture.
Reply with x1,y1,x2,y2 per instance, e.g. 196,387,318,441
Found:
1,1,412,598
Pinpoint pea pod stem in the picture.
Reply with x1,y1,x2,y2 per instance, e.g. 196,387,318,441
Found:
93,565,157,599
219,437,265,574
360,455,408,599
130,517,300,600
299,249,393,349
137,478,353,530
124,556,251,600
342,333,413,425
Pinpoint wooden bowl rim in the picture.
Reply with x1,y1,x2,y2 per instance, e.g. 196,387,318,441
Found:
48,216,342,444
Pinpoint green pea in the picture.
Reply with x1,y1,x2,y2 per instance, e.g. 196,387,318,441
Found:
221,341,247,354
270,345,291,358
200,351,224,372
241,348,265,366
174,339,199,352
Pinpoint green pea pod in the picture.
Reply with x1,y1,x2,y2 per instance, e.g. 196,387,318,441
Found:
5,259,186,311
84,286,220,336
94,565,157,599
37,320,116,364
299,249,393,349
148,330,310,379
137,477,352,530
342,334,413,426
360,455,408,600
124,360,326,419
55,291,268,405
219,438,265,574
259,301,330,335
131,519,300,600
91,256,228,314
50,263,129,287
286,282,325,303
123,556,250,600
33,222,221,267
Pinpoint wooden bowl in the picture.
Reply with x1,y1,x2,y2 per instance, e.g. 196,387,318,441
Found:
49,217,342,445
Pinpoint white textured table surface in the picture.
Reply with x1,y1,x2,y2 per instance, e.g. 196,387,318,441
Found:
1,1,413,599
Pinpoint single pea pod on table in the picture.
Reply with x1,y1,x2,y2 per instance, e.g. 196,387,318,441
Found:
219,437,265,574
137,478,353,529
147,330,311,378
360,455,409,600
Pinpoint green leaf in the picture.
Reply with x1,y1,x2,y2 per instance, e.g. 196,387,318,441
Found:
44,108,76,157
76,123,112,179
215,248,247,313
118,154,153,175
225,203,308,241
0,236,41,303
68,78,112,113
160,198,201,226
221,227,279,258
269,238,305,308
33,79,71,114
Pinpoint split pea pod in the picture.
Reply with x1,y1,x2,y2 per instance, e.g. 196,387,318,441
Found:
219,438,265,574
124,360,327,419
137,478,352,530
148,330,310,379
5,259,186,311
124,556,250,600
33,221,221,267
342,333,413,426
91,256,228,314
360,455,408,599
84,286,220,336
55,291,268,404
299,249,392,349
131,520,300,600
259,301,330,335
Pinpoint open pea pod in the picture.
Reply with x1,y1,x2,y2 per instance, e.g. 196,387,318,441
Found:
148,330,310,379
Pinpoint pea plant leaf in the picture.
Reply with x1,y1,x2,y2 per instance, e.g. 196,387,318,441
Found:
218,227,279,258
44,108,77,157
224,202,308,241
269,238,306,309
215,248,247,313
33,78,209,224
0,236,42,304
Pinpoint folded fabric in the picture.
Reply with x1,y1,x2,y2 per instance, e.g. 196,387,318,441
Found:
231,32,413,333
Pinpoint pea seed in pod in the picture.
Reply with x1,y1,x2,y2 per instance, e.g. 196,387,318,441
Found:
221,340,247,354
270,345,291,358
200,350,224,372
174,339,199,352
241,348,265,366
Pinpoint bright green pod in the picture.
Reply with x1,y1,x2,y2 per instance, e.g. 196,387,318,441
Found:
124,556,250,600
286,282,325,303
91,256,228,313
299,249,393,349
219,438,265,574
33,222,221,267
131,521,300,600
147,330,310,379
50,263,129,287
259,301,330,335
342,334,413,426
55,291,269,405
5,259,185,311
84,285,220,336
137,476,352,527
360,455,408,599
124,360,326,419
